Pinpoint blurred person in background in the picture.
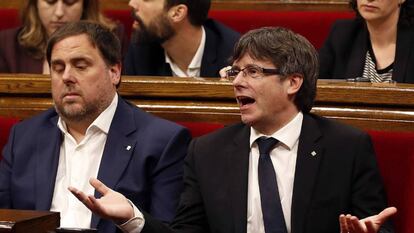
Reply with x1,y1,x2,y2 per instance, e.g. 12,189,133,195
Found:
124,0,240,78
0,0,128,74
319,0,414,83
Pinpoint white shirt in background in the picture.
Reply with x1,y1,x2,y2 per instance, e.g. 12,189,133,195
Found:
165,26,206,77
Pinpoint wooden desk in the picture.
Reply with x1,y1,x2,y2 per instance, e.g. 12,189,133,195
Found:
0,209,59,233
1,74,414,132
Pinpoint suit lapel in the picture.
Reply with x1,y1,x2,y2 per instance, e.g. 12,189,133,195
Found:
227,125,250,233
91,98,137,228
345,22,368,79
291,114,324,233
200,26,219,77
35,114,61,210
393,25,413,83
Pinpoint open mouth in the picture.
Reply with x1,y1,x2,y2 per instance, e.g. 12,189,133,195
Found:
237,96,255,107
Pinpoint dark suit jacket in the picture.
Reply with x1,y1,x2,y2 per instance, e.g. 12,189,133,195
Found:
0,26,129,73
0,97,191,233
142,113,391,233
319,18,414,83
123,19,240,77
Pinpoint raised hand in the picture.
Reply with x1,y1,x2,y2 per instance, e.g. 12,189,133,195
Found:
68,178,134,224
339,207,397,233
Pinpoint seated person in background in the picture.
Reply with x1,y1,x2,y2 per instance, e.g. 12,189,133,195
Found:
124,0,240,78
71,27,395,233
319,0,414,83
0,21,191,233
0,0,128,74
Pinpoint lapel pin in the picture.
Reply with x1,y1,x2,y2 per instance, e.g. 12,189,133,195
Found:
126,145,132,151
311,151,317,157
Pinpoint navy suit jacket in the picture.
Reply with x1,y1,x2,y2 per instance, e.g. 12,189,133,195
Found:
123,19,240,77
142,113,392,233
0,97,191,233
319,18,414,83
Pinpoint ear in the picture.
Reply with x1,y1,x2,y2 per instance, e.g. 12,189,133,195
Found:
168,4,188,23
286,74,303,95
109,63,121,87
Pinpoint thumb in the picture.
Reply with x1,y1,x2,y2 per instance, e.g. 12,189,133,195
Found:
89,178,110,195
376,207,397,223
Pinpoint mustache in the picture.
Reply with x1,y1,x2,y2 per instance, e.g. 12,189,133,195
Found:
60,86,81,98
130,10,144,25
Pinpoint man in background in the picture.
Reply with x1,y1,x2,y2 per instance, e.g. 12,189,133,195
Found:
124,0,240,78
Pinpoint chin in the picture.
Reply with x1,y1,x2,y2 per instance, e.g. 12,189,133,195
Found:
240,115,256,127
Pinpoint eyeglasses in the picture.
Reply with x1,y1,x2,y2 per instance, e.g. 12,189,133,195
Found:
226,64,281,80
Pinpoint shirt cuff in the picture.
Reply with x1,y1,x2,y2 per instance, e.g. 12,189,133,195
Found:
117,200,145,233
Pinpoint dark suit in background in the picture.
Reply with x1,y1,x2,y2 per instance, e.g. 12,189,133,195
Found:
0,97,191,233
319,18,414,83
0,27,42,73
123,19,240,77
142,113,391,233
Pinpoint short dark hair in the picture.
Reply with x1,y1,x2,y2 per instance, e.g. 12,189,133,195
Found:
46,21,121,67
165,0,211,26
231,27,319,113
349,0,414,26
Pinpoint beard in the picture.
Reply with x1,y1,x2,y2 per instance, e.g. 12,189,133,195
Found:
131,11,176,44
53,86,111,124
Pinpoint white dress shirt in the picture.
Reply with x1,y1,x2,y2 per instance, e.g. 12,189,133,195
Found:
165,26,206,77
50,94,118,228
247,112,303,233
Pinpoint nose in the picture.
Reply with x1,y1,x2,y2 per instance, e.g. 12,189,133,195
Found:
128,0,139,10
61,66,76,84
232,71,246,87
54,0,65,19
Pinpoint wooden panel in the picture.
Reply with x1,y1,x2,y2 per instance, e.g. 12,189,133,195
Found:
0,0,350,11
0,209,59,233
1,74,414,132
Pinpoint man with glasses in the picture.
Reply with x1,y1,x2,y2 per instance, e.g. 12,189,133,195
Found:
70,27,395,233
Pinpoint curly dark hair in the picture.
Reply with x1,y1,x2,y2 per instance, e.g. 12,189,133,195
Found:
349,0,414,26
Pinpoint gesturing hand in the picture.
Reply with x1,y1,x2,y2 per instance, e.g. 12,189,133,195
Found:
339,207,397,233
68,178,134,224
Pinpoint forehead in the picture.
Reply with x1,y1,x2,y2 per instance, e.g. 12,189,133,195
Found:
51,34,99,60
233,53,276,68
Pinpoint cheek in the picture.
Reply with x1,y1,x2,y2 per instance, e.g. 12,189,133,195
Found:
69,5,84,21
37,7,51,25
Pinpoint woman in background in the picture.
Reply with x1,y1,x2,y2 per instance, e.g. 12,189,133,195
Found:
319,0,414,83
0,0,127,74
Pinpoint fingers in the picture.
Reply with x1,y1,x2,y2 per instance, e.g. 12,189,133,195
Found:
339,214,363,233
219,66,232,79
339,207,397,233
68,186,95,210
89,178,110,195
339,214,349,233
349,215,364,233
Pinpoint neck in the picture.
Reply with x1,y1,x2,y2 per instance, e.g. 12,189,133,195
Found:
366,11,399,47
162,24,203,72
65,118,94,144
254,107,300,136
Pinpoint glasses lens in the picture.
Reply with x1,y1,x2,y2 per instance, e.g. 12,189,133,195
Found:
245,66,262,79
